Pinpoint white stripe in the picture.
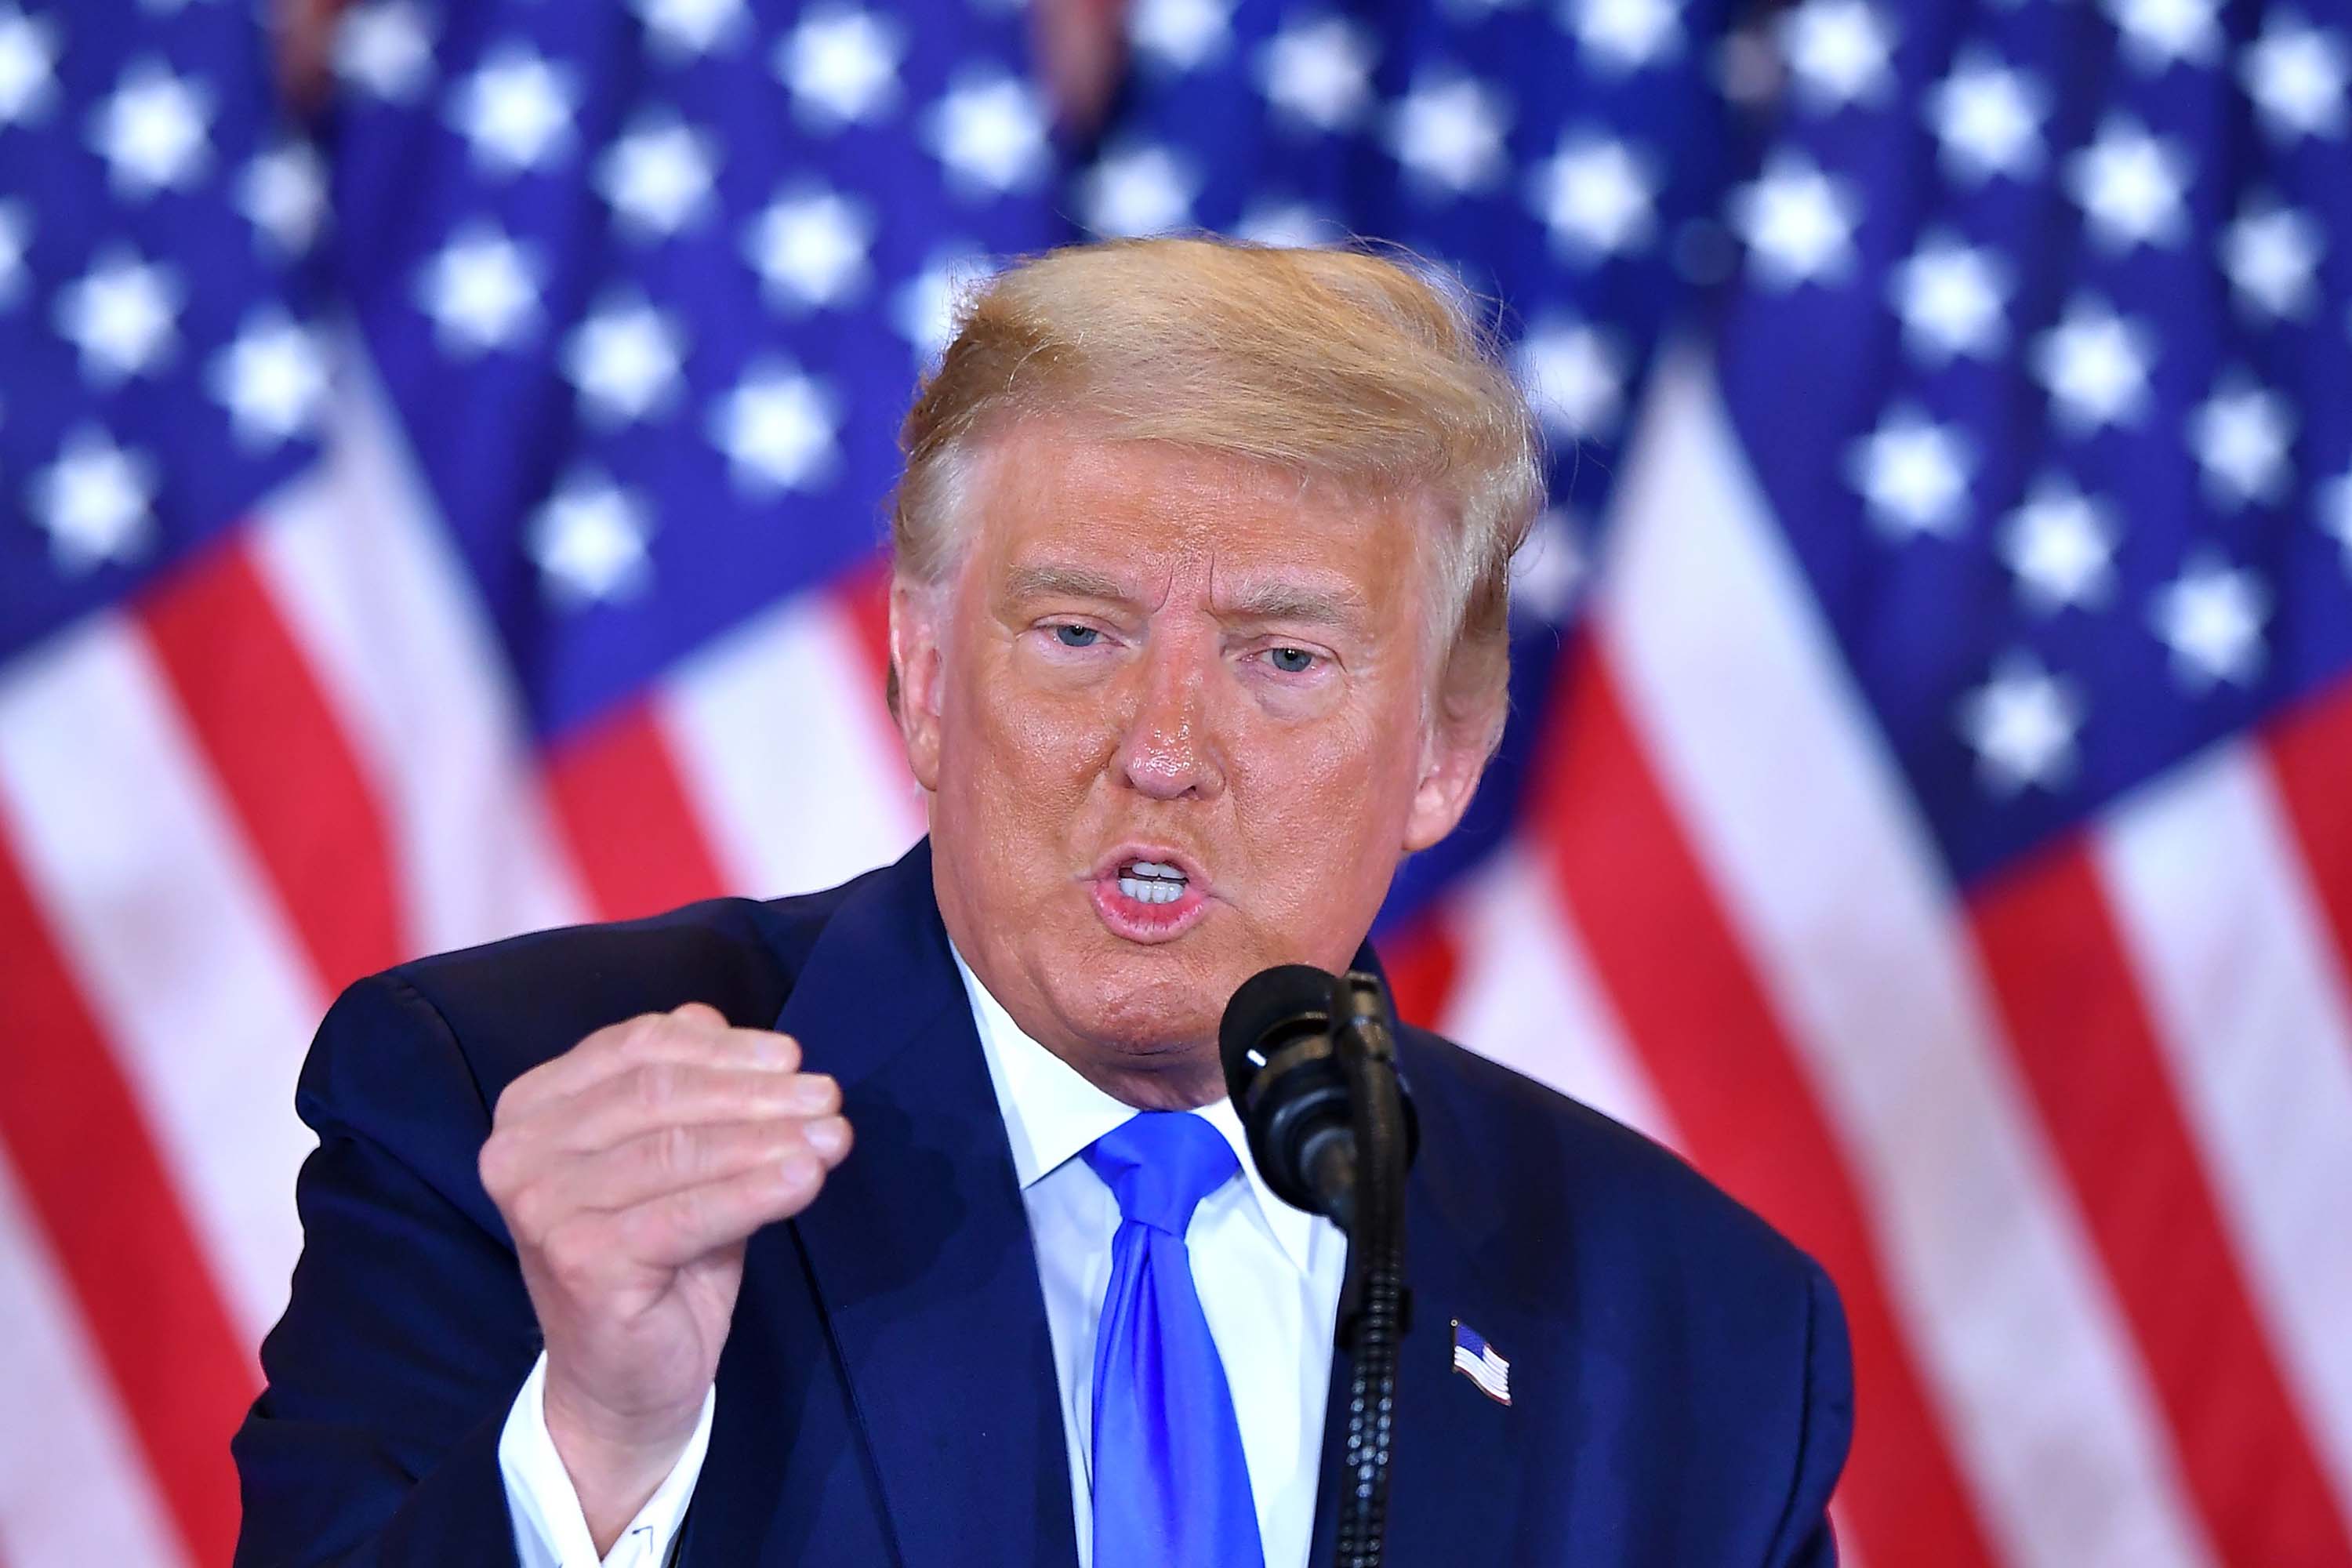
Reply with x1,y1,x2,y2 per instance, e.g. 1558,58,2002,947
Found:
656,590,924,898
2096,741,2352,1517
0,616,322,1342
1436,851,1679,1147
249,350,589,956
0,1161,189,1568
1595,352,2213,1568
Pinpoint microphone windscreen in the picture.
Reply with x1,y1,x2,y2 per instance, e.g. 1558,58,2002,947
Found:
1218,964,1340,1105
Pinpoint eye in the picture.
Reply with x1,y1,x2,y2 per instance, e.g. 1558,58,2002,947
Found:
1052,624,1102,648
1265,646,1317,673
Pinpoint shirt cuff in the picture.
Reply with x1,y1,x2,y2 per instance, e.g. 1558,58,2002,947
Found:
497,1351,717,1568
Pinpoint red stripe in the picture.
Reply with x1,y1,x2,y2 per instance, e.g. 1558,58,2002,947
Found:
833,553,896,691
1375,905,1462,1031
1528,637,1998,1568
1970,843,2352,1564
546,699,730,920
2266,673,2352,992
0,829,252,1568
138,535,406,993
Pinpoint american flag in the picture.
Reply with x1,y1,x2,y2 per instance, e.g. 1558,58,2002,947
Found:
2,0,2348,1563
1450,1320,1512,1406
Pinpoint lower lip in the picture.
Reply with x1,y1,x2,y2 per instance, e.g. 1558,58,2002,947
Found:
1088,874,1210,943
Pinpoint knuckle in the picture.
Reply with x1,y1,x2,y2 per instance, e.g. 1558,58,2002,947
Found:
506,1180,557,1241
633,1061,685,1112
540,1220,604,1293
651,1121,701,1182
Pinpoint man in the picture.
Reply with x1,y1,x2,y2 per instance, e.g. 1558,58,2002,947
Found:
233,238,1851,1567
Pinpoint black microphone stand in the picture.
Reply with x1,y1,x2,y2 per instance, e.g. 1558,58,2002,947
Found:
1330,971,1410,1568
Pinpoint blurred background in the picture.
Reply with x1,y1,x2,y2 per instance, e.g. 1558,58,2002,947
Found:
2,0,2350,1563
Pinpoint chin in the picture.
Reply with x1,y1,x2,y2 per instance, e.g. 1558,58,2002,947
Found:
1048,948,1226,1059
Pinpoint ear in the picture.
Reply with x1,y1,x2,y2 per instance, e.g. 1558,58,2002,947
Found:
890,577,949,793
1401,698,1500,854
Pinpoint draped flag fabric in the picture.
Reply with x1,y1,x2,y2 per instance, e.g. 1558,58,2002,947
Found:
2,0,2350,1565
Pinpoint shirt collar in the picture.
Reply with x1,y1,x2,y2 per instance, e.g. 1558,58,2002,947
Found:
953,945,1323,1276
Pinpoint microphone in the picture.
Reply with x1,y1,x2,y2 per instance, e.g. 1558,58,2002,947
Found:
1221,963,1418,1568
1218,964,1417,1232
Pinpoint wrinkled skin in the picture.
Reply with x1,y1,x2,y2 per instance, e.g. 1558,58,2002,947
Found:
892,419,1494,1109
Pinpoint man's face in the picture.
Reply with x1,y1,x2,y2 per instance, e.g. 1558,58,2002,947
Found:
892,420,1490,1108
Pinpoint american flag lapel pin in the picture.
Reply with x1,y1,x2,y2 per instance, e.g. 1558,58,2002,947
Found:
1450,1319,1512,1406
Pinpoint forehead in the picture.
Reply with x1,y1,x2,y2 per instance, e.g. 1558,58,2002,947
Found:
964,421,1431,600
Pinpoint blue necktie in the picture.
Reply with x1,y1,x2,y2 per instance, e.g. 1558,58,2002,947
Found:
1083,1112,1266,1568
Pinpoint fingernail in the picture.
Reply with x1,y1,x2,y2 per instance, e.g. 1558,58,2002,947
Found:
780,1152,822,1189
751,1033,797,1069
789,1075,838,1112
805,1116,849,1157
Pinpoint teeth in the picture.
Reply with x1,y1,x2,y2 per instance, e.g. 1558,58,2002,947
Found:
1127,859,1185,880
1117,876,1185,905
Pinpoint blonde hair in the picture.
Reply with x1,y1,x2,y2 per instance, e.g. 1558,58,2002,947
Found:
890,236,1544,742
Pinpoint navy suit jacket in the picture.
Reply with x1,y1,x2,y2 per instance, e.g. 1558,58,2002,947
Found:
233,840,1852,1566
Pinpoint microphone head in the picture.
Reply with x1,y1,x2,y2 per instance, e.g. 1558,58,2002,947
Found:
1219,963,1341,1106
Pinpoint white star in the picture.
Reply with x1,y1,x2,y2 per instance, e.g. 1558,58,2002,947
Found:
1385,74,1511,195
1526,132,1656,261
2150,554,2269,690
2103,0,2220,72
777,6,904,129
88,57,212,198
528,474,654,606
1570,0,1682,72
924,74,1049,195
597,113,717,239
710,361,839,493
2241,13,2347,143
2319,464,2352,572
1131,0,1231,72
415,224,542,354
2220,197,2323,321
53,248,182,383
562,295,686,425
1077,143,1200,236
2067,116,2190,250
1730,151,1860,289
238,139,327,254
630,0,747,59
1508,509,1586,623
28,428,157,575
1515,319,1623,441
448,45,577,175
1846,405,1975,539
1998,477,2118,613
0,4,62,128
208,310,328,447
1888,231,2009,363
1230,199,1344,248
744,187,874,309
1925,47,2045,183
0,200,29,309
336,1,435,100
2030,296,2155,433
1256,16,1377,131
1957,654,2083,795
891,249,996,363
1778,0,1896,111
2187,376,2295,507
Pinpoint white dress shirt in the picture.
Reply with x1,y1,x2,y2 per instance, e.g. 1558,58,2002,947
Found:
498,949,1347,1568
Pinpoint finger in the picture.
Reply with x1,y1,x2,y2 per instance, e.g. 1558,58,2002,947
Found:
553,1115,853,1216
614,1149,841,1269
503,1016,801,1115
524,1065,840,1153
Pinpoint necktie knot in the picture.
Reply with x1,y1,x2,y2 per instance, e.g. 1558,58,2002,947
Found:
1083,1112,1239,1236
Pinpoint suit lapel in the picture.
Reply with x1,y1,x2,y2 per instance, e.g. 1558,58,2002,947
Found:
706,844,1079,1568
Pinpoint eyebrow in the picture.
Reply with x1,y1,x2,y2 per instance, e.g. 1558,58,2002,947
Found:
1002,563,1369,630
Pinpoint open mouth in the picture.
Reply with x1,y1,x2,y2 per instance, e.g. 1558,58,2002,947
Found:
1088,848,1212,941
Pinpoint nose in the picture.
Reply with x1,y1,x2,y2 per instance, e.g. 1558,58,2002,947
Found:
1113,633,1228,802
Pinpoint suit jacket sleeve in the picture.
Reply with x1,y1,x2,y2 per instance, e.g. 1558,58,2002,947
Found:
1766,1258,1857,1567
232,973,543,1568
